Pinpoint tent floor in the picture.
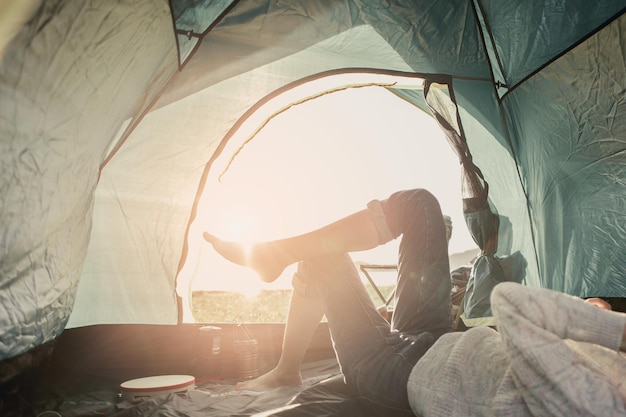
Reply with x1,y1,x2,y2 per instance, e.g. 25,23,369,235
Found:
49,358,392,417
1,323,412,416
4,356,411,417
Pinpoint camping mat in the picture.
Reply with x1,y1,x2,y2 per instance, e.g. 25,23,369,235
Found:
40,358,409,417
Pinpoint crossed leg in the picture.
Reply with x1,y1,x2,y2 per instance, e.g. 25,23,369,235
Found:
236,288,324,389
205,189,452,401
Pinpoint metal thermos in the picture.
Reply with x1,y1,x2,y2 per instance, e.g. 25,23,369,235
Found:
234,324,259,380
193,325,222,380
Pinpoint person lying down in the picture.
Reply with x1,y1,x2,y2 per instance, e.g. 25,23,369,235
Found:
204,189,626,417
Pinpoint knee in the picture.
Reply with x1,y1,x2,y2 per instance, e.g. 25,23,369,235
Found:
383,189,443,234
293,254,355,299
292,265,320,300
387,189,440,213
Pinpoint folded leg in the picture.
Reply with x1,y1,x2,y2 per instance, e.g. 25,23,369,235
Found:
294,189,453,410
294,254,430,412
378,189,452,336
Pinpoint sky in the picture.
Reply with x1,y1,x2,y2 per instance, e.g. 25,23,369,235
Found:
188,85,478,295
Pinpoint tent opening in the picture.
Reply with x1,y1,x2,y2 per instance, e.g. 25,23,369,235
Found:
178,83,479,324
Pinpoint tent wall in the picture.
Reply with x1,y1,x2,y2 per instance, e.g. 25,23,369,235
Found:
476,0,625,90
455,7,626,295
0,0,179,358
453,79,539,285
48,322,332,384
501,14,626,296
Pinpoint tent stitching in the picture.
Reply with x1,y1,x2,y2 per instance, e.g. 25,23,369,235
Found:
499,6,626,101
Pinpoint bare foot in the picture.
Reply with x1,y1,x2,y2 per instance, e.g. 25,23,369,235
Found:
235,367,302,391
203,232,291,282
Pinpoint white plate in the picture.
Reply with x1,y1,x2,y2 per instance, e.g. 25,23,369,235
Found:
120,375,196,402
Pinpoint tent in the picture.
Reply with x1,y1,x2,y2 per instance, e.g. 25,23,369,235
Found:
1,0,625,412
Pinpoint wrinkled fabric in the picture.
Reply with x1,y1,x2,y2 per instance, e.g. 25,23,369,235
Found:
0,0,177,359
409,282,626,417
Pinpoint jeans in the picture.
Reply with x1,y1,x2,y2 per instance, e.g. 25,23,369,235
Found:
293,189,452,411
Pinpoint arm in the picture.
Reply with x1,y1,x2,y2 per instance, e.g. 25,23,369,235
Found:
491,282,626,417
584,297,626,352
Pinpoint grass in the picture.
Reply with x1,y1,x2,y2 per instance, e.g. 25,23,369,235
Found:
192,284,396,323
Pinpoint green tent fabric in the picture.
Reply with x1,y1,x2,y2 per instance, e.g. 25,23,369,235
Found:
1,0,624,361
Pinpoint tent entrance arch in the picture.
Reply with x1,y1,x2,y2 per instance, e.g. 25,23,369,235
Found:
175,72,478,323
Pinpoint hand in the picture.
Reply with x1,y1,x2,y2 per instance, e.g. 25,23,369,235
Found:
377,305,392,322
584,297,612,310
584,298,626,352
